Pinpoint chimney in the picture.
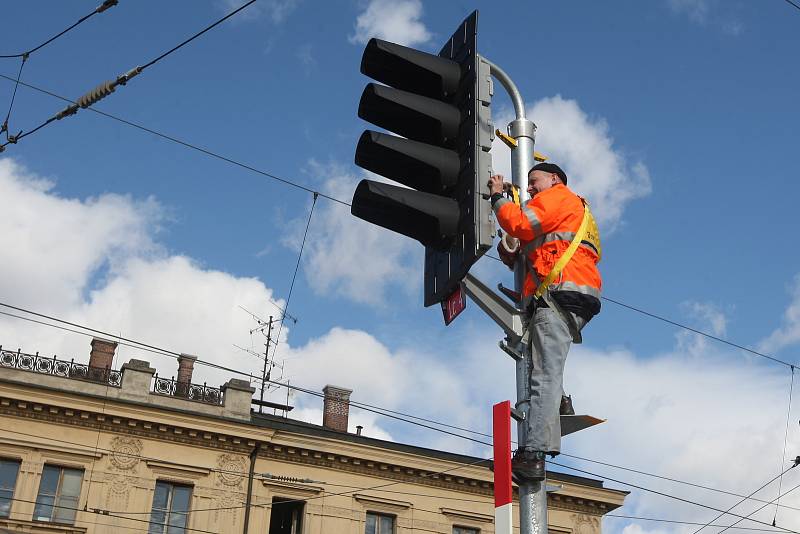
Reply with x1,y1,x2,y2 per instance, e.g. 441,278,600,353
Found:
176,353,197,397
322,385,352,432
89,338,117,370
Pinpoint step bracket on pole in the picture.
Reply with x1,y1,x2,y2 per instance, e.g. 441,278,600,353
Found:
463,273,524,340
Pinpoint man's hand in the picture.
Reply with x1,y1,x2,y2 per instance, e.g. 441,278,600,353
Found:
487,174,511,196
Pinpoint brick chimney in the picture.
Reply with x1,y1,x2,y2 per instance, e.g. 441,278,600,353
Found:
176,354,197,397
322,385,352,432
89,338,117,370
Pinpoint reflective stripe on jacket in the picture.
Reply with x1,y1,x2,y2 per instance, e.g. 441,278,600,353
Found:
492,184,602,319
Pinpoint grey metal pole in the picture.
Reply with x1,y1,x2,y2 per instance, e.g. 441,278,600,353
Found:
259,316,274,414
484,56,547,534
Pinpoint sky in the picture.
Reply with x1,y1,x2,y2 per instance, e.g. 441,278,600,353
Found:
1,1,800,533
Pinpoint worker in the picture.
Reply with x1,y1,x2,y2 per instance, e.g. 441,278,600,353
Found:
487,162,602,481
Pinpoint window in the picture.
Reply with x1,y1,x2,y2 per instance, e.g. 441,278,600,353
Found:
148,481,192,534
454,527,479,534
365,512,395,534
33,465,83,524
0,459,20,518
268,497,304,534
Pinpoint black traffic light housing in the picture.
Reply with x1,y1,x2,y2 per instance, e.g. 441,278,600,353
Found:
351,10,494,306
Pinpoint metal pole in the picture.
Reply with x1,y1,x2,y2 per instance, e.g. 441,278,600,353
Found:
259,316,274,414
484,56,547,534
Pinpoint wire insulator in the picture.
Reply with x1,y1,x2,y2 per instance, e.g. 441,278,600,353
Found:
116,66,142,86
76,81,116,109
55,104,79,121
96,0,119,13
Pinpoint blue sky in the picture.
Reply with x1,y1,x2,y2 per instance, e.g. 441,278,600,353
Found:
2,1,800,533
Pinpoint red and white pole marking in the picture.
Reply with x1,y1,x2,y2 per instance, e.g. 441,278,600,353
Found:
493,401,513,534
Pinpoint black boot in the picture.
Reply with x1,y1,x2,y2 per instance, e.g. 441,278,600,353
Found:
511,449,546,481
560,394,575,416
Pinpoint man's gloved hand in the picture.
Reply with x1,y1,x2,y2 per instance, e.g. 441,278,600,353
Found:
487,174,512,196
497,232,519,270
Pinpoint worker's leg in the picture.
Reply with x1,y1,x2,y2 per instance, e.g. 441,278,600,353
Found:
526,307,573,455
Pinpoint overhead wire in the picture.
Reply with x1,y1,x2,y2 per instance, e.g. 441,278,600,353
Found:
267,193,317,387
773,366,796,526
0,1,119,59
688,463,796,534
782,0,800,12
548,459,800,534
0,1,119,142
3,299,800,513
0,0,257,151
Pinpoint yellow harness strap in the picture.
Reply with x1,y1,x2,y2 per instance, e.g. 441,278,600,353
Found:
534,200,597,298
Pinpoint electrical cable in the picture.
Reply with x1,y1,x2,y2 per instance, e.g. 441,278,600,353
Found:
0,0,256,150
605,513,785,532
0,1,118,58
3,495,218,534
1,56,26,143
268,193,316,376
688,462,794,534
783,0,800,11
715,479,800,534
4,299,800,515
773,365,795,526
548,459,800,534
0,72,351,206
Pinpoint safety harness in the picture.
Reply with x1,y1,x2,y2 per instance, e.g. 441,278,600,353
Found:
510,186,601,343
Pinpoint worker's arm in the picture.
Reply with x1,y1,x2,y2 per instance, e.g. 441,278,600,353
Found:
487,174,538,240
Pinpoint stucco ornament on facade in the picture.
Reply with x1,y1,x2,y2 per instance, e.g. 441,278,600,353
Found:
110,436,143,471
216,453,247,487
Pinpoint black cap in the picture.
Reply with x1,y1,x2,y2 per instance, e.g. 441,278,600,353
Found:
529,162,567,185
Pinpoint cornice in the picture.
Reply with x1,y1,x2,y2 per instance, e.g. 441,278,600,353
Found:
0,393,624,515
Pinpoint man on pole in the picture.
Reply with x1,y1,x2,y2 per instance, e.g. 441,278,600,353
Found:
488,162,602,481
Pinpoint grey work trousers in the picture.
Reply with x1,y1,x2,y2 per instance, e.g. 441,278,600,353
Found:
524,306,587,455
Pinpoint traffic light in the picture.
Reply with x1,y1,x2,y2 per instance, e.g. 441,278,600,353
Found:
351,10,494,307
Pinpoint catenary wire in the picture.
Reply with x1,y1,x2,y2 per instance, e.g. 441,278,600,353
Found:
2,57,26,142
3,495,218,534
0,72,351,206
548,459,800,534
774,365,796,525
268,193,317,376
0,71,796,371
716,480,800,534
0,0,256,150
0,1,118,58
783,0,800,11
605,514,786,532
5,299,800,516
5,419,797,529
688,463,795,534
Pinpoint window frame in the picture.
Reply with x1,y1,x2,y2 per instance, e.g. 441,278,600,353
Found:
453,527,480,534
0,458,21,518
148,479,193,534
32,464,84,525
365,511,396,534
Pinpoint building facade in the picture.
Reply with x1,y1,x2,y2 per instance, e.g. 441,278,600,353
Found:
0,338,626,534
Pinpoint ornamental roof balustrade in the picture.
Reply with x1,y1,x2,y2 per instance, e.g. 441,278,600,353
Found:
0,345,122,387
151,373,224,406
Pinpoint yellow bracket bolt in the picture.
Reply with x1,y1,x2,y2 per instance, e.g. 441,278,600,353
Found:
495,129,549,163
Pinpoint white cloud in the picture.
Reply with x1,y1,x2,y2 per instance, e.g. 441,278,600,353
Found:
666,0,744,35
492,95,652,231
284,160,420,307
668,0,711,23
674,301,728,357
349,0,432,47
758,275,800,355
217,0,300,24
6,157,800,534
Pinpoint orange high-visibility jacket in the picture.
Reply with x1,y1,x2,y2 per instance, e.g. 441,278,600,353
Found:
492,184,602,319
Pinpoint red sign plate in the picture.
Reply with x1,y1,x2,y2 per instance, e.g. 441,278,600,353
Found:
441,284,466,326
